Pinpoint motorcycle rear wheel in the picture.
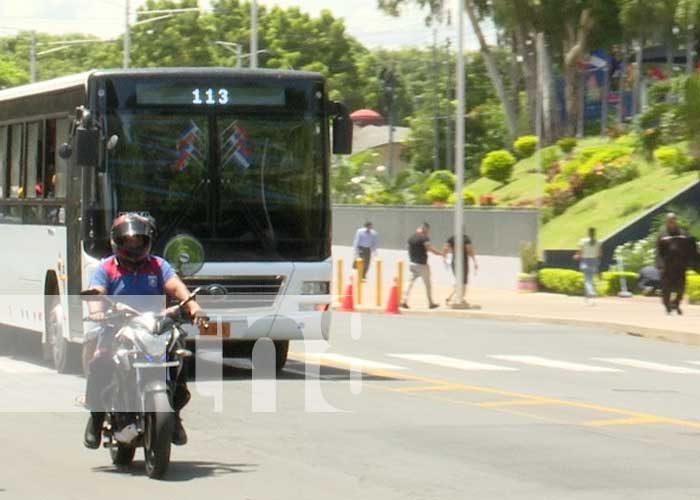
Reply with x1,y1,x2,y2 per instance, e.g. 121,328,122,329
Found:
143,393,174,479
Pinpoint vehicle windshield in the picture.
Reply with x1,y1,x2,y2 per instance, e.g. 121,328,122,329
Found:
98,109,328,262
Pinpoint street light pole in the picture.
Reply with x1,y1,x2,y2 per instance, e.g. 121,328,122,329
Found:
124,0,130,68
452,0,466,309
251,0,258,68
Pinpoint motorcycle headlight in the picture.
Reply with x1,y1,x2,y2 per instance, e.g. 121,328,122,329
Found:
136,330,170,358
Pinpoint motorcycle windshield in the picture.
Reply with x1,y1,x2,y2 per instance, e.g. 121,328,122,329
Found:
97,110,329,263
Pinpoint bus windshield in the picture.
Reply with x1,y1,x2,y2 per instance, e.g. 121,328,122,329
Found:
102,109,328,262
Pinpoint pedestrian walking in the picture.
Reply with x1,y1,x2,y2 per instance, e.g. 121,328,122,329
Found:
352,221,378,281
400,222,443,309
574,227,602,300
656,213,694,314
442,231,478,306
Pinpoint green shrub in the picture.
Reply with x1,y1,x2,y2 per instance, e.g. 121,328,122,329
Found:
557,137,578,153
514,135,538,159
481,149,517,182
537,268,584,295
544,179,576,214
540,145,563,170
426,183,452,203
615,133,641,149
653,145,691,174
687,271,700,304
597,272,639,296
426,169,457,190
576,145,638,195
447,188,476,206
520,241,539,274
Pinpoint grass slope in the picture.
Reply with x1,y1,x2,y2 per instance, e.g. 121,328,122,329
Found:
539,168,697,249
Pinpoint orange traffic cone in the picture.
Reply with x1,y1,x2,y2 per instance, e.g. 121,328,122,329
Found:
337,278,355,312
385,279,400,315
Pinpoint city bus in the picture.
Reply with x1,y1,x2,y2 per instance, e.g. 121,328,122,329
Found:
0,67,352,373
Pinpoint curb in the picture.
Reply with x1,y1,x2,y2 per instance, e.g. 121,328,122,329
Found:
340,306,700,347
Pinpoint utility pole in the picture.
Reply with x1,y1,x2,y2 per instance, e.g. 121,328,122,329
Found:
432,24,440,171
124,0,130,68
251,0,258,68
30,31,36,83
445,37,452,176
451,0,466,309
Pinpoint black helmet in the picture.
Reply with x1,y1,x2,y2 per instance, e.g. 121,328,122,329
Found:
110,213,156,264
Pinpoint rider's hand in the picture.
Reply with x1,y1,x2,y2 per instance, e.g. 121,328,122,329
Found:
188,303,209,327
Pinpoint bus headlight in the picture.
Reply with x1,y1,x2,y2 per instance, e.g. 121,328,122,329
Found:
301,281,330,295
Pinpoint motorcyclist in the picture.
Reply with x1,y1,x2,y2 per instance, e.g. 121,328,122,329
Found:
83,213,205,449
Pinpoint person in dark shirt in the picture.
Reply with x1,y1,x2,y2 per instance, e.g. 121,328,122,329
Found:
656,213,694,314
400,222,443,309
442,232,478,306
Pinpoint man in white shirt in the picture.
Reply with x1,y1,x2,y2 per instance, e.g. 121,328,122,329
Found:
352,222,379,281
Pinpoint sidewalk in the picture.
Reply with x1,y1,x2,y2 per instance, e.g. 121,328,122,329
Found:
342,282,700,347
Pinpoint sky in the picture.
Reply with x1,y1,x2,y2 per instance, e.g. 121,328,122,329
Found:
0,0,495,50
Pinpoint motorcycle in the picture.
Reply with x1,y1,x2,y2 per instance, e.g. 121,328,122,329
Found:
80,288,203,479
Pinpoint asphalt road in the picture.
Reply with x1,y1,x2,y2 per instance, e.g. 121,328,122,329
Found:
1,314,700,499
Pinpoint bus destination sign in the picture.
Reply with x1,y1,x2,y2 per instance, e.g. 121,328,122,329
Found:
135,83,287,107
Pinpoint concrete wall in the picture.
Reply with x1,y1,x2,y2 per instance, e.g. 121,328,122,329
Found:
333,205,539,258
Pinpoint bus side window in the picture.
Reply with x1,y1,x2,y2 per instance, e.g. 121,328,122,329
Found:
0,126,7,198
54,118,69,198
26,122,41,199
44,119,56,198
9,124,23,198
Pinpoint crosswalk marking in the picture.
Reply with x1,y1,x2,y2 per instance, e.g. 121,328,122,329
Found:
296,353,407,371
490,355,623,373
0,356,55,375
592,358,700,374
389,354,518,372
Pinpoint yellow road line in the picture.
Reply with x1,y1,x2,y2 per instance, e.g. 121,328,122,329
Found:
288,352,700,429
390,384,465,393
478,399,551,408
583,416,664,427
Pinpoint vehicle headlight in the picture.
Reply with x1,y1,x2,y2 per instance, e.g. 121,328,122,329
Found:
136,330,170,358
301,281,330,295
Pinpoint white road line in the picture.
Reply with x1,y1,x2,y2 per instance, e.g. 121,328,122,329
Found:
388,354,518,371
490,355,623,373
0,357,55,375
592,358,700,374
297,353,407,371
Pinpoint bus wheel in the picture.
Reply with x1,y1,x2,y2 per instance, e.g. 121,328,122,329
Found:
44,292,79,373
274,340,289,372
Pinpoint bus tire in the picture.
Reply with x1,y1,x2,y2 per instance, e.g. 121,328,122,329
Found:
44,285,79,373
274,340,289,372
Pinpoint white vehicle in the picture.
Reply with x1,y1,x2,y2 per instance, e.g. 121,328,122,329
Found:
0,68,353,372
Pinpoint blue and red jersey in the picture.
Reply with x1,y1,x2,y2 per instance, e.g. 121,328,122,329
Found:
90,255,176,312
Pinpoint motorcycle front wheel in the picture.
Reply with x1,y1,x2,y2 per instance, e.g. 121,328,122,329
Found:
110,442,136,466
143,393,174,479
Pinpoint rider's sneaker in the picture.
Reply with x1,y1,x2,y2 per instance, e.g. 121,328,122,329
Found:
83,414,102,450
172,416,188,446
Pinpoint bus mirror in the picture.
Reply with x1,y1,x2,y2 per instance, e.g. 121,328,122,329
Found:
76,127,99,168
331,102,353,155
58,143,73,160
